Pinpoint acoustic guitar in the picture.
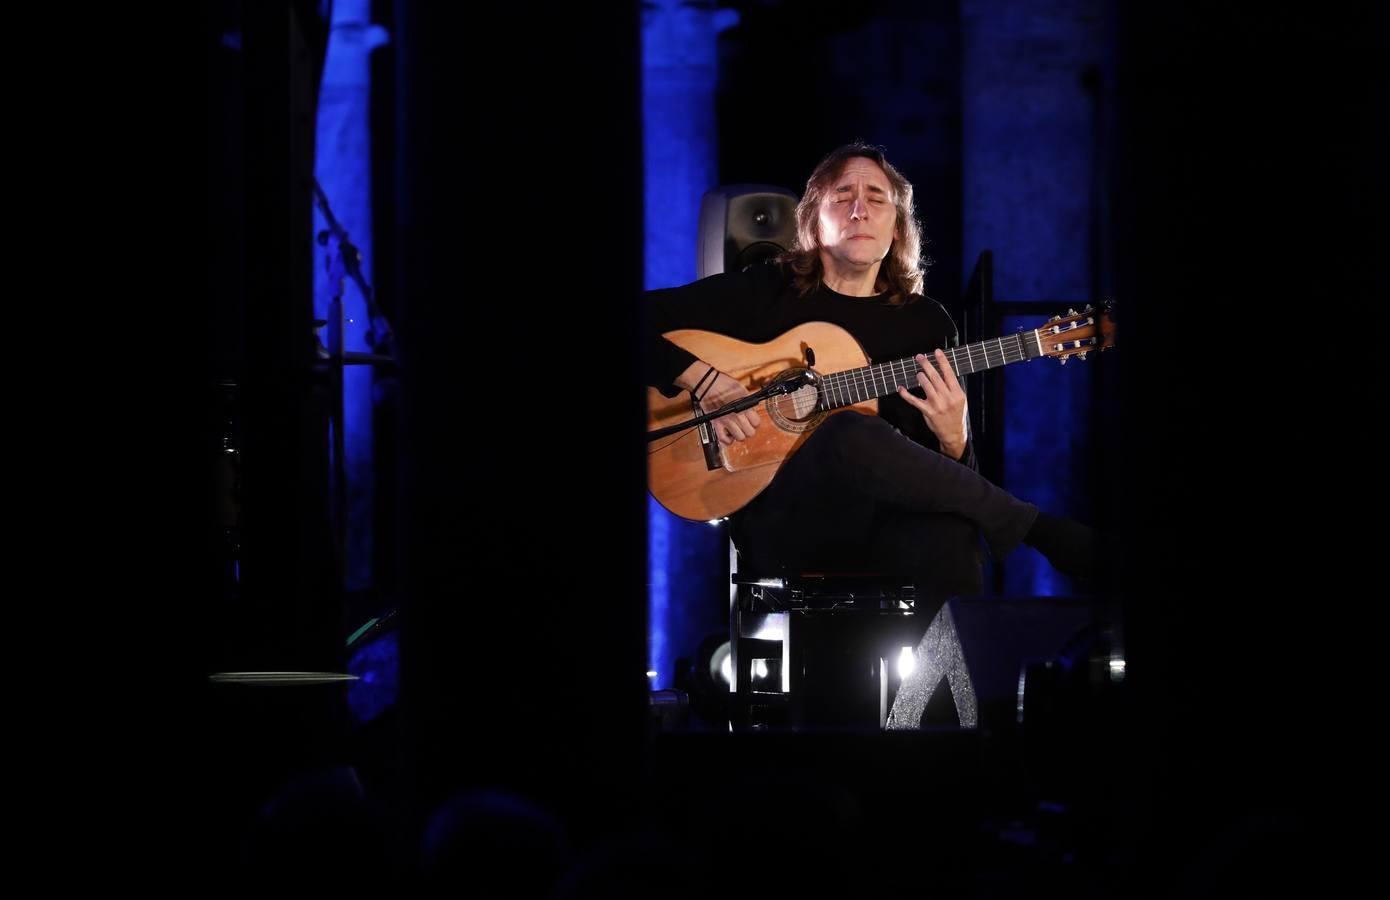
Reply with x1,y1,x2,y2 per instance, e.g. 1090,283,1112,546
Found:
647,304,1116,522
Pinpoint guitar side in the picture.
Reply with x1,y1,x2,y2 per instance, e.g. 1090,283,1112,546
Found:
646,322,876,522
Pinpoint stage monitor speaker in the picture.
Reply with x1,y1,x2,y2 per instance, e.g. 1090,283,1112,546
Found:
696,184,799,279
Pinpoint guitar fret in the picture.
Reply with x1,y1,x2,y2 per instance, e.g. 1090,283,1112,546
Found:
830,336,1040,407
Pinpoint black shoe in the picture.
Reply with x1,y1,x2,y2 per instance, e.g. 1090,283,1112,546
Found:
1024,511,1099,583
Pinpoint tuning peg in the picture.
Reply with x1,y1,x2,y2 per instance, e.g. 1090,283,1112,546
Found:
1059,357,1068,366
1078,351,1088,360
1048,315,1060,323
1067,308,1078,316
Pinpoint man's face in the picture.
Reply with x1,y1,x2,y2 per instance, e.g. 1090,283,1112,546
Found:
816,157,899,272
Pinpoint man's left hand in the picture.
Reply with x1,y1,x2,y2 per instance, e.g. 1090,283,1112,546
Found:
896,348,968,460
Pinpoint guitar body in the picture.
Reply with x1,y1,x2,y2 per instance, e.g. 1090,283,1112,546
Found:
647,322,877,522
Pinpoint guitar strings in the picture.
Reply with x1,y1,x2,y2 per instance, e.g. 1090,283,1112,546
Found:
649,347,1024,447
648,323,1099,442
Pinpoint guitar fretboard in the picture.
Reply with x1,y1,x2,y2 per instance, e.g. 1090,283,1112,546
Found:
818,330,1043,410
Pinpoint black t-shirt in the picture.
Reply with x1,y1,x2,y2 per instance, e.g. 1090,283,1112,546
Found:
644,261,977,469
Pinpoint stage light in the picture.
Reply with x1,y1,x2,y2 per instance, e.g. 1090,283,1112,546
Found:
897,646,917,680
708,640,732,686
345,610,399,727
672,634,734,727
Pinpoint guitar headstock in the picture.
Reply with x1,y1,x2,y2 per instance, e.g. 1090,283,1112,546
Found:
1035,300,1117,364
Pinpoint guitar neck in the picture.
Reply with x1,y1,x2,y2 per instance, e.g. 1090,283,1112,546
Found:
819,329,1044,410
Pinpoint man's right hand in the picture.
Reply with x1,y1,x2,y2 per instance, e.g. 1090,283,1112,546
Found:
699,371,761,445
675,361,761,445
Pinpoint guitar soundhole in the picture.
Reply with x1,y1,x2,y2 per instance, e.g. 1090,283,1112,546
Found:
765,368,824,433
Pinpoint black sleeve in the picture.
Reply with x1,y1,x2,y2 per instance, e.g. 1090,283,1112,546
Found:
955,431,980,472
642,264,784,397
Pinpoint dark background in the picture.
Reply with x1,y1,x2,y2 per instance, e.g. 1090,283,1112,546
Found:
193,0,1385,891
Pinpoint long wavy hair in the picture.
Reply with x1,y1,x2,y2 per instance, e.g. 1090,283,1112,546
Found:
780,142,928,305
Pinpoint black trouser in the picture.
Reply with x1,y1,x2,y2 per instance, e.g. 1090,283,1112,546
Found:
730,412,1039,598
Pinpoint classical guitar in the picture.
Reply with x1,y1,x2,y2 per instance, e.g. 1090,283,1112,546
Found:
647,304,1116,522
